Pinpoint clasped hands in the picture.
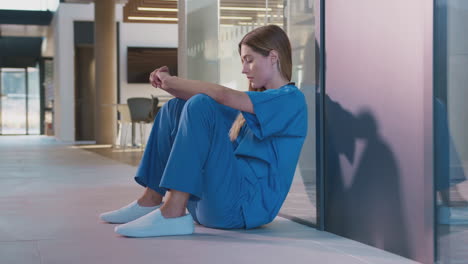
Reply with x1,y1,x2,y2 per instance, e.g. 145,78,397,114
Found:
149,66,171,90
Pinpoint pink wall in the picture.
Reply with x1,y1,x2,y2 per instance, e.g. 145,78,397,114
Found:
324,1,434,263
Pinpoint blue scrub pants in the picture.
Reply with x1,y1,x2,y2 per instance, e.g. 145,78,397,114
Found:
135,94,246,229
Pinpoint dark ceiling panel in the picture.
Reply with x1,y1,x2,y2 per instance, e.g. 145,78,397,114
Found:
0,10,53,25
0,56,38,68
0,37,43,57
0,37,43,68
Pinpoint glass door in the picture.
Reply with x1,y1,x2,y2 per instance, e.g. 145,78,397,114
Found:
1,68,27,134
0,67,40,135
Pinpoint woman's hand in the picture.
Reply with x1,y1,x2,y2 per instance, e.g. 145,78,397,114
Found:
148,68,253,112
149,66,171,89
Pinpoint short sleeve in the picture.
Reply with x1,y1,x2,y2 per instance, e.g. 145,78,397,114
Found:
241,85,307,140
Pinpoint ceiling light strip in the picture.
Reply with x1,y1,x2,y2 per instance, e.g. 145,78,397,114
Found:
137,7,178,12
128,16,178,21
257,14,284,18
220,7,272,11
220,16,252,20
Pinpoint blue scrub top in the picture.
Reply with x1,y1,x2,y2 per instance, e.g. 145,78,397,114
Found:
234,83,308,229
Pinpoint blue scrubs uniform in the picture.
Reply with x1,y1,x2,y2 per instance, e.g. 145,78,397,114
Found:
135,84,307,229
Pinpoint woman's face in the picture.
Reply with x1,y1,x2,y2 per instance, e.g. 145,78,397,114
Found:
240,44,275,89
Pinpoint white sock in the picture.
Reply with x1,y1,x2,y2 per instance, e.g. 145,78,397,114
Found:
114,209,194,237
99,200,161,224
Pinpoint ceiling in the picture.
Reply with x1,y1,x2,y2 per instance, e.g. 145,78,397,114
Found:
124,0,178,24
0,9,53,67
0,0,285,67
0,0,285,37
62,0,129,4
220,0,284,26
0,1,129,39
0,24,48,38
122,0,284,25
0,9,53,38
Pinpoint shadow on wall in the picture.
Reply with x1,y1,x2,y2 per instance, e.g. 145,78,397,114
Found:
296,34,412,257
324,95,410,257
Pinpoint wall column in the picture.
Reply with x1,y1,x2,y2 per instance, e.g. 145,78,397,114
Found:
177,0,187,78
94,0,117,144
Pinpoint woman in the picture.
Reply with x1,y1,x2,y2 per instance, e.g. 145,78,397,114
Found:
100,25,308,237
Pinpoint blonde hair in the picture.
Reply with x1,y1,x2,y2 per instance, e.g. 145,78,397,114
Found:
228,25,292,141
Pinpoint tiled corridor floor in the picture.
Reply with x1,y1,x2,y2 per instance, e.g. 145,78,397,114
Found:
0,136,419,264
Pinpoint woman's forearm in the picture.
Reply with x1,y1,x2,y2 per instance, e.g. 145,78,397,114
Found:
161,76,254,113
162,76,223,101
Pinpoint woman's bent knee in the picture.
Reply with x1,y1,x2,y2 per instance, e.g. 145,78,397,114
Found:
159,97,186,119
185,94,216,112
188,93,215,104
164,97,186,111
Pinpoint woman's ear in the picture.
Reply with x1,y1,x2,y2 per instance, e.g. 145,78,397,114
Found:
269,50,279,65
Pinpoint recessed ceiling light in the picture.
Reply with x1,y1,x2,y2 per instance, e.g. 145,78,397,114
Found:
220,16,252,20
128,16,178,21
257,14,284,18
137,7,178,12
220,7,272,11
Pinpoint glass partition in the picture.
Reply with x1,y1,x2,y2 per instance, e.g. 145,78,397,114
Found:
186,0,219,83
279,0,317,225
27,67,40,134
435,0,468,262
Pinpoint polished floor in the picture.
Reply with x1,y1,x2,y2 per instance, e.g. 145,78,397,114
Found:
0,136,419,264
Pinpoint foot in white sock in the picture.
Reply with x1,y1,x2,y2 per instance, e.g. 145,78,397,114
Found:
114,209,194,237
99,200,161,224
